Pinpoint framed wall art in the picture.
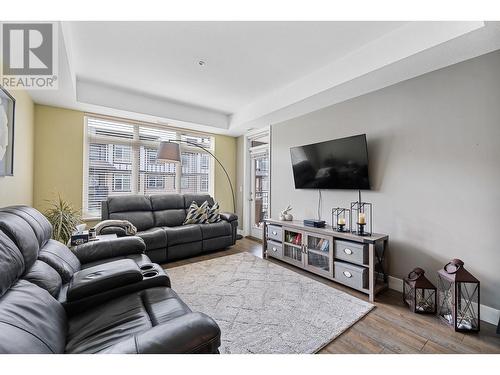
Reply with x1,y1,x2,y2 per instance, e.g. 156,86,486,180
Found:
0,85,15,177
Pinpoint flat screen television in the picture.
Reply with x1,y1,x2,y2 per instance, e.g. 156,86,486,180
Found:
290,134,370,189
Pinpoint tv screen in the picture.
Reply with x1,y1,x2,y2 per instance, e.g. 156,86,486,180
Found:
290,134,370,189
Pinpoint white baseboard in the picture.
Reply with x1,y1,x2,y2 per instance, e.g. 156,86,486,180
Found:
387,276,499,326
480,304,500,326
388,275,404,293
237,229,245,236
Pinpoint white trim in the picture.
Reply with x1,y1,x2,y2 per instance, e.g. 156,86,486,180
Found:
245,128,271,239
82,116,90,217
387,275,500,325
388,275,404,293
481,304,500,327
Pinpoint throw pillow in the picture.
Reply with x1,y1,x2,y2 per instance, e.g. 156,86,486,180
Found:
206,201,222,223
183,201,208,224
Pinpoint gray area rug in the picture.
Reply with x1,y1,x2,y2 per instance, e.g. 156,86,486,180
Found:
167,252,374,354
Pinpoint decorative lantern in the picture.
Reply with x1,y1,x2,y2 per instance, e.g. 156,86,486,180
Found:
437,259,480,332
403,268,437,314
331,207,350,232
350,201,372,236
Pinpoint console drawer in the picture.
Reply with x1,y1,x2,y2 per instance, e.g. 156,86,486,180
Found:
267,225,283,242
267,240,283,259
334,240,368,265
334,261,368,291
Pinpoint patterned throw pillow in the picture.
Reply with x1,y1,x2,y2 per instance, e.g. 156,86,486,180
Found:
206,201,222,223
183,201,208,224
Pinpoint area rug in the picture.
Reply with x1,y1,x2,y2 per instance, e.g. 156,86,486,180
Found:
167,252,374,354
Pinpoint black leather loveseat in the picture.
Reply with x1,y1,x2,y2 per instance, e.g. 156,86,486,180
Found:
0,206,221,354
101,193,238,264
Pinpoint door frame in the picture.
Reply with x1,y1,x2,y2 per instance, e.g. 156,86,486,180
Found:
243,127,271,239
249,145,269,238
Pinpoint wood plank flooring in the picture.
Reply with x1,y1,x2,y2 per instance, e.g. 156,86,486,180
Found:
164,237,500,354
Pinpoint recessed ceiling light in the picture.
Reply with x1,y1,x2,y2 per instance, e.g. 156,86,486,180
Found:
198,60,206,67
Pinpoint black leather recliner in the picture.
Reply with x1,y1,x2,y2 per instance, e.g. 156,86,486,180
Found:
101,193,238,263
0,206,221,354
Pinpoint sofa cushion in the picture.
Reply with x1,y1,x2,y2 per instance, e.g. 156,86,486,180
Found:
23,260,62,298
200,221,231,240
38,240,81,283
136,228,167,250
0,280,66,354
164,224,202,246
153,209,186,227
107,195,154,231
0,231,24,297
0,206,53,248
151,194,187,227
109,211,154,232
150,194,184,211
0,212,39,270
65,287,191,353
183,194,214,209
107,195,152,213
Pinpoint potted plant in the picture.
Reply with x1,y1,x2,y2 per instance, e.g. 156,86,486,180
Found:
44,195,81,244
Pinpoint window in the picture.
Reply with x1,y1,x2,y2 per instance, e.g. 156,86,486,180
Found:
180,151,211,194
113,173,131,192
84,115,214,218
113,145,132,164
146,174,165,190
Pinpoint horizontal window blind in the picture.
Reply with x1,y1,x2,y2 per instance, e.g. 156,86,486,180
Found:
84,115,214,218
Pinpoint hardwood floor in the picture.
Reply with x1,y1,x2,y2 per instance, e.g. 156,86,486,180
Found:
164,237,500,354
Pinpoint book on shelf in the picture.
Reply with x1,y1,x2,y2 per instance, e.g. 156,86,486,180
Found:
316,239,324,250
321,240,329,252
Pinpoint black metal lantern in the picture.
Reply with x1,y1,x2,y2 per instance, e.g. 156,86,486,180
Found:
331,207,351,232
403,268,437,314
437,259,480,332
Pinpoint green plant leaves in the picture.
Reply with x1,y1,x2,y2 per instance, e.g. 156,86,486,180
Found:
44,195,81,244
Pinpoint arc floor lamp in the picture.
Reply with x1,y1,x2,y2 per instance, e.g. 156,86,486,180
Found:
156,140,236,213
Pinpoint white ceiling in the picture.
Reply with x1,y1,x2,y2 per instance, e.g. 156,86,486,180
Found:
28,21,500,135
69,21,407,114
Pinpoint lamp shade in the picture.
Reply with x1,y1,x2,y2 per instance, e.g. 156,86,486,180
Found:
157,141,181,162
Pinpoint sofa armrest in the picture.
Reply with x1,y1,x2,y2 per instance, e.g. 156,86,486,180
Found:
67,259,142,301
72,236,146,264
220,212,238,223
99,226,128,237
103,312,221,354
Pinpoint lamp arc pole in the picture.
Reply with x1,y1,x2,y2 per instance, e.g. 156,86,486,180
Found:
162,139,236,213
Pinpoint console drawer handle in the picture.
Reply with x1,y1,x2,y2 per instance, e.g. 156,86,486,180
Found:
272,231,277,235
343,248,353,255
272,247,278,252
343,271,352,278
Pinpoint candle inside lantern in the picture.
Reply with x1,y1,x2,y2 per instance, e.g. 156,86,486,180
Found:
358,212,366,224
338,217,346,225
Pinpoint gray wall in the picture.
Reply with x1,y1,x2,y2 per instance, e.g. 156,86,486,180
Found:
271,50,500,309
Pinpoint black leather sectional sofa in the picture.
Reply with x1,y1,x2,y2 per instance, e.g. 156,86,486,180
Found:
101,193,238,263
0,206,221,354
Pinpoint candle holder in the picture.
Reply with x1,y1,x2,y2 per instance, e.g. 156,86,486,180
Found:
331,208,351,232
350,201,372,236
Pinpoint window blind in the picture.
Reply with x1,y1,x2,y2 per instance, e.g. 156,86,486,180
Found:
84,115,214,218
